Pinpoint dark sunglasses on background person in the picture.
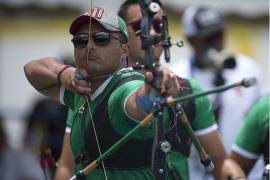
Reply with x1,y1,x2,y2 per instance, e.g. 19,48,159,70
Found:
204,30,224,44
127,18,163,35
71,32,124,49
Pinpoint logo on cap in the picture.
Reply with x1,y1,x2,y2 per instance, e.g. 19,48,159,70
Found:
89,7,104,19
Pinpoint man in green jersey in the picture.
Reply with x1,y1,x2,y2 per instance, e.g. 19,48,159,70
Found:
230,95,269,176
117,1,244,179
54,1,246,180
25,6,184,180
54,1,245,180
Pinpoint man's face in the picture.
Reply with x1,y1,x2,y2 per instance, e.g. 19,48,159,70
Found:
193,30,225,55
125,4,163,65
73,22,127,77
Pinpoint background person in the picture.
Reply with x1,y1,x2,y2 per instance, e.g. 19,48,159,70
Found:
180,5,264,180
230,95,269,177
0,113,45,180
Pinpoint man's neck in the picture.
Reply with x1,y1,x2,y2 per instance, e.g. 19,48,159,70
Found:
89,66,122,92
128,56,137,67
193,53,210,69
128,56,146,75
91,78,105,93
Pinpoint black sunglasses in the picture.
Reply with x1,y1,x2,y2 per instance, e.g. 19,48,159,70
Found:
127,18,163,35
205,30,224,44
71,32,122,49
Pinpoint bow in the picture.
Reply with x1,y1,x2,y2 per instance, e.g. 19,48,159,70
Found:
137,1,173,179
69,75,256,180
70,0,173,179
69,0,216,179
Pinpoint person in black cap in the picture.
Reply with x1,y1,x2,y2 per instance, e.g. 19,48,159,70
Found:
181,5,264,180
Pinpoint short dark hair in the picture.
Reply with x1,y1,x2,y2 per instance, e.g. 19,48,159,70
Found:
118,33,128,44
118,0,139,21
118,0,163,21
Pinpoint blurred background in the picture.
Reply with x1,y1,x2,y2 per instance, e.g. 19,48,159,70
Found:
0,0,268,172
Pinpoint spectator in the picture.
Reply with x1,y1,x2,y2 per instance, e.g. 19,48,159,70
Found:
180,5,264,180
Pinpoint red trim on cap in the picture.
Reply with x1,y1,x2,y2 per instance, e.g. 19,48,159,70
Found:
69,16,98,35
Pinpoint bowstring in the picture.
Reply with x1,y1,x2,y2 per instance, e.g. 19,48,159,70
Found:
86,1,108,179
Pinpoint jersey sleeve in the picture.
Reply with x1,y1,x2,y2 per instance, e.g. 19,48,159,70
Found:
232,96,269,159
65,108,75,133
188,79,217,135
59,85,76,110
107,80,155,139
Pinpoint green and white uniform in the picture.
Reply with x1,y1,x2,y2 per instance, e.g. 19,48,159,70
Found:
61,68,216,180
232,96,269,160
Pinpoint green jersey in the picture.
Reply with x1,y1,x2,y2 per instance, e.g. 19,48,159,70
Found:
60,68,216,180
232,95,269,159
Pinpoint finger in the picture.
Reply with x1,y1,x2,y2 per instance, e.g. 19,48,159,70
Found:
145,71,154,83
74,68,91,86
71,79,91,94
73,78,91,88
75,85,91,95
161,69,170,94
75,68,92,82
144,72,154,95
167,73,180,95
170,73,180,90
78,68,92,81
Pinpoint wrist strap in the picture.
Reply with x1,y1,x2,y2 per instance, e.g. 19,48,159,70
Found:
57,65,73,83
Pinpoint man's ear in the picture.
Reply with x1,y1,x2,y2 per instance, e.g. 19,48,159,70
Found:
121,43,130,59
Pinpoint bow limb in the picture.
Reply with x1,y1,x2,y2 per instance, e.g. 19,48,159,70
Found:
69,113,156,180
137,1,173,179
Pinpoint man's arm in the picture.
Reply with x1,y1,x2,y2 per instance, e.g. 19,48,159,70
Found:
24,57,69,100
230,151,256,175
198,130,227,179
24,57,90,101
125,69,180,121
54,133,74,180
198,130,246,180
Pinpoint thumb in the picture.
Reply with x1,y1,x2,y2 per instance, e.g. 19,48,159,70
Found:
76,68,91,82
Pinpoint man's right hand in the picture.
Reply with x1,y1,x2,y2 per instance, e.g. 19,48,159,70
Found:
60,67,92,96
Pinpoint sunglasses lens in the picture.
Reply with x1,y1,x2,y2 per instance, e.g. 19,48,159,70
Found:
129,18,162,34
72,34,89,48
72,32,111,48
206,31,224,43
152,19,162,34
92,32,110,46
131,19,141,33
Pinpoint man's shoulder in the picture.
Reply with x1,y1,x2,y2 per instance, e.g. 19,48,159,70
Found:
116,67,144,77
110,68,144,88
176,76,202,93
235,54,260,68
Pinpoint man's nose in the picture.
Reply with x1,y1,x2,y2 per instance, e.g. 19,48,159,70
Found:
87,37,96,50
